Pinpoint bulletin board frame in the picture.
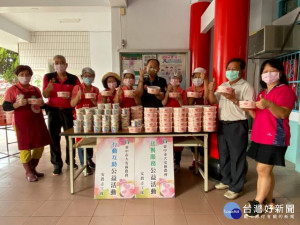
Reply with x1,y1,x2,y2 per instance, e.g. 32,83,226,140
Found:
119,49,191,89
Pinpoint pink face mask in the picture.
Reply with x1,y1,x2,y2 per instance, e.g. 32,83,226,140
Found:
123,78,134,87
54,64,66,74
108,82,117,89
262,72,280,84
170,78,180,86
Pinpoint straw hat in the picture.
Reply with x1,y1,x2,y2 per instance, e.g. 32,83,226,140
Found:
102,72,121,88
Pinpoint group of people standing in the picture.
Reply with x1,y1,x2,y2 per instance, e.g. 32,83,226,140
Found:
3,55,297,218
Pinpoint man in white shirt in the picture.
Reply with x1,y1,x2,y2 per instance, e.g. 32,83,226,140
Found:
208,58,255,200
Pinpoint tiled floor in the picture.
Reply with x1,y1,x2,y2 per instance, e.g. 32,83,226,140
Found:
0,137,299,225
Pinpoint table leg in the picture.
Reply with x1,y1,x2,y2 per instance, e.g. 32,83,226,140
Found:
69,136,74,194
194,146,198,175
204,134,208,192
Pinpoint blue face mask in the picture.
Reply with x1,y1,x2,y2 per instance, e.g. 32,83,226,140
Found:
83,77,93,85
225,70,239,81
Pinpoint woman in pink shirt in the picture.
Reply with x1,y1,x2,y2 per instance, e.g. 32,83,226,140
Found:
3,65,50,182
114,68,141,108
187,67,209,170
245,59,297,218
71,67,99,175
100,72,121,104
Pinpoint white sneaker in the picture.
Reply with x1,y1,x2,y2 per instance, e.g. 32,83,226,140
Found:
214,183,229,190
224,190,240,200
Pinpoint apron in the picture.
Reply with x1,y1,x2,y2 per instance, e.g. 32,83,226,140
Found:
14,86,51,150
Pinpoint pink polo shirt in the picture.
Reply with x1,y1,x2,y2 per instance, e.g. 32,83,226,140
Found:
251,84,297,146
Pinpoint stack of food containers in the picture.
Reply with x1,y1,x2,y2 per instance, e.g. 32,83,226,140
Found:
203,106,217,132
73,108,84,133
102,104,111,133
158,107,172,133
84,108,94,133
144,107,158,133
130,106,143,121
93,108,102,133
187,106,203,132
173,107,187,132
121,108,130,130
128,118,142,133
111,103,120,133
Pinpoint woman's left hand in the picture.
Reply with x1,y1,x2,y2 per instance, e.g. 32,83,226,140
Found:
256,95,272,109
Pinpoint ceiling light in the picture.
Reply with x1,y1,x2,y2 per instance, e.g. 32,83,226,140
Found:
59,18,81,23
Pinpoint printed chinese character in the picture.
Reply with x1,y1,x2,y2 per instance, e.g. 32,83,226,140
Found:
286,204,294,213
110,189,116,195
243,204,251,214
151,188,156,194
112,148,117,154
112,155,117,160
151,141,155,146
111,161,117,167
151,147,155,153
151,161,156,166
151,168,156,173
275,204,284,214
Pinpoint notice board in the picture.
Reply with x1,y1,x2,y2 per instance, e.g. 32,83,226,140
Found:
119,49,190,89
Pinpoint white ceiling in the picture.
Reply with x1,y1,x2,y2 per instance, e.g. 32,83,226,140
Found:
0,0,127,51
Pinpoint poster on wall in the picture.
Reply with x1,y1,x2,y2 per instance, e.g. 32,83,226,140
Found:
94,138,135,199
135,137,174,198
142,54,157,71
121,53,143,85
157,54,186,88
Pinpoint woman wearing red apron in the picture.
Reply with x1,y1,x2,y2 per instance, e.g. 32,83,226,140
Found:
100,72,121,104
162,73,187,173
114,68,141,108
3,65,50,182
71,67,99,175
187,67,209,170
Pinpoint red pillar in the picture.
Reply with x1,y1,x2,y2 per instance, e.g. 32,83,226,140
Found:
189,1,211,77
210,0,250,159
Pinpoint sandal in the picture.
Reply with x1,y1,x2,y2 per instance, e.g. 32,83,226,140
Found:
244,200,264,218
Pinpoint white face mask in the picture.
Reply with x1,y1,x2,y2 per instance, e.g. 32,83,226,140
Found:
18,76,31,85
192,78,203,87
123,78,134,87
54,64,66,74
108,82,117,89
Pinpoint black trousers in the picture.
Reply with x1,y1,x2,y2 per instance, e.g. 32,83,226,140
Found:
217,120,248,193
48,108,75,169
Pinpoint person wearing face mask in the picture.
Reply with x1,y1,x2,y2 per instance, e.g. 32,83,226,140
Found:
100,72,121,103
208,58,255,200
137,59,167,108
3,65,51,182
244,59,297,218
162,73,187,173
186,67,209,171
187,67,209,105
71,67,99,175
114,68,141,108
42,55,81,176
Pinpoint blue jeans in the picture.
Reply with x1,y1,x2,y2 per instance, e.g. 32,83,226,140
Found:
77,148,93,166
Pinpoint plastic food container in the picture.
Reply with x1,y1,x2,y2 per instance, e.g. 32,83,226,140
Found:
173,112,186,118
203,125,217,132
203,111,217,117
27,98,39,105
144,117,157,123
144,112,157,118
203,121,217,126
159,117,173,123
128,126,140,133
131,106,143,112
188,117,202,123
173,107,187,113
159,107,173,113
188,126,201,132
57,91,70,98
174,126,187,133
159,126,172,133
203,117,216,122
159,113,172,118
188,112,202,118
145,126,158,133
74,126,82,133
169,92,180,98
173,121,187,127
239,100,256,109
144,107,158,113
147,86,160,95
124,90,135,98
203,106,217,112
144,122,157,127
187,106,203,113
216,86,233,94
159,121,172,127
187,92,200,98
85,93,97,99
173,117,187,123
188,121,202,127
101,91,113,97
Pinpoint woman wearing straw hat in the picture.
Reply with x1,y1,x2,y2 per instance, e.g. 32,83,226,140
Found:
100,72,121,104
